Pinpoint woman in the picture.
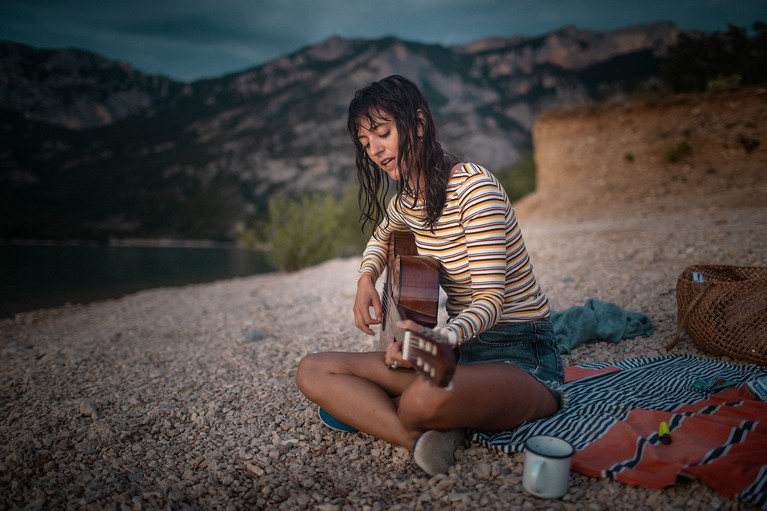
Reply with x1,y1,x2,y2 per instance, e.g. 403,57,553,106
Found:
295,75,564,476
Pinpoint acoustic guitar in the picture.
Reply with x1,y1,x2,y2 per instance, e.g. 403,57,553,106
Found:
379,231,455,387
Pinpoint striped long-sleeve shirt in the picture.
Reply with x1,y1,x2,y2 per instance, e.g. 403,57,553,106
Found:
359,163,550,345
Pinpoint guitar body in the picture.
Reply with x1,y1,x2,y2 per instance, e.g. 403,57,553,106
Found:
379,230,456,388
379,231,440,351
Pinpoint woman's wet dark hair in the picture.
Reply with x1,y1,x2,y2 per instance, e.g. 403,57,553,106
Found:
347,75,456,231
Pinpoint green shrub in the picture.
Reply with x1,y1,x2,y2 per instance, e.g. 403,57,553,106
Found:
663,141,692,163
738,134,761,154
267,193,340,271
707,73,742,92
497,152,537,203
239,186,370,272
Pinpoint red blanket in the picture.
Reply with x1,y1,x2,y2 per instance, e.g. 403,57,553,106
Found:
574,385,767,498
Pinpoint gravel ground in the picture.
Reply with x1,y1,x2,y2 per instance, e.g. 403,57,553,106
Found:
1,196,766,510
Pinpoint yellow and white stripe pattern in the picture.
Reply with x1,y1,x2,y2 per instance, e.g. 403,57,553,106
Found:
359,163,550,345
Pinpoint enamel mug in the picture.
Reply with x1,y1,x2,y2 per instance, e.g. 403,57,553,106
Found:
522,435,574,499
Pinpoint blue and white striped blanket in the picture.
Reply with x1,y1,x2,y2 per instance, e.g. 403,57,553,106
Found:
471,355,767,508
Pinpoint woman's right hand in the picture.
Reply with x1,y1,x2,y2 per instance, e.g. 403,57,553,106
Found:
353,274,382,336
384,340,412,369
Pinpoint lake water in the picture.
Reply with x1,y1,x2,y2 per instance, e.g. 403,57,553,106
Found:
0,244,274,318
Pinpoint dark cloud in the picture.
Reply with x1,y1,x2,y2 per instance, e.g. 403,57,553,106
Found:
1,0,764,81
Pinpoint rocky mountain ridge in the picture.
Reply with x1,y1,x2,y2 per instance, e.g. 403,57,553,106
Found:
0,42,187,130
1,22,680,240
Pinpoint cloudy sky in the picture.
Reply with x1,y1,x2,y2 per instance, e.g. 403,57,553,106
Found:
1,0,764,82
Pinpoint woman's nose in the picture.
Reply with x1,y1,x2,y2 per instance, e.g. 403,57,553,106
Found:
368,137,383,155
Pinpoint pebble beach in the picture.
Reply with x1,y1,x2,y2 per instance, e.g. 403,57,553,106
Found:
2,192,766,510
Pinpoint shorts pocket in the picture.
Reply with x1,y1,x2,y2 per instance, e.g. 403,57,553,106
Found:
475,322,538,346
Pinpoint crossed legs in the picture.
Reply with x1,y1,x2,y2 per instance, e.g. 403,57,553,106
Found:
295,350,558,452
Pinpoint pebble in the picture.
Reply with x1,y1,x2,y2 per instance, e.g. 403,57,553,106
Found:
0,202,765,510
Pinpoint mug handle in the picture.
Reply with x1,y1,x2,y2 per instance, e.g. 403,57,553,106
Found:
530,459,545,493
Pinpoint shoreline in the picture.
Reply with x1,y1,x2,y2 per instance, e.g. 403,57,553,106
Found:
1,200,766,509
2,238,241,248
0,243,274,320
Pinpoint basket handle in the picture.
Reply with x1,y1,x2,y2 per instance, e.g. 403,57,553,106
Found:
666,282,716,351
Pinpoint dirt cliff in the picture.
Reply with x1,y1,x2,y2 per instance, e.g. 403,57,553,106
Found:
515,87,767,221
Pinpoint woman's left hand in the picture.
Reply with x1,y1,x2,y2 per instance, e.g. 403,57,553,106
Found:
396,319,421,333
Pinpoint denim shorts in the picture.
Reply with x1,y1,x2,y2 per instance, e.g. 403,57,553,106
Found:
454,318,566,408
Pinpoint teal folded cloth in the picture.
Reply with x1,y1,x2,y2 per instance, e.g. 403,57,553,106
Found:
551,298,654,353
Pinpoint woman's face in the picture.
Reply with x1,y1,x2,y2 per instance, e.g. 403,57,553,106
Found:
356,111,402,181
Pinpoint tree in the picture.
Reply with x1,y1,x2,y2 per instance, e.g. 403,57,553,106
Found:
661,21,767,93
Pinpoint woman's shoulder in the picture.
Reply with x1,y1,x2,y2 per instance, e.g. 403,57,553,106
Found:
450,162,500,188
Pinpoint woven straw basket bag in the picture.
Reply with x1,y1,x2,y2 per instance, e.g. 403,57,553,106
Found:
666,265,767,365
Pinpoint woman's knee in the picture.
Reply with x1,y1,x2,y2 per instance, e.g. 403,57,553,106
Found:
295,351,357,396
295,352,327,396
397,381,450,429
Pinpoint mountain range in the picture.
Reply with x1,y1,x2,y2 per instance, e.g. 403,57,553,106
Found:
1,22,680,241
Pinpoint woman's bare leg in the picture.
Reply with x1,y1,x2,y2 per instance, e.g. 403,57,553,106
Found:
295,351,423,450
398,362,559,432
